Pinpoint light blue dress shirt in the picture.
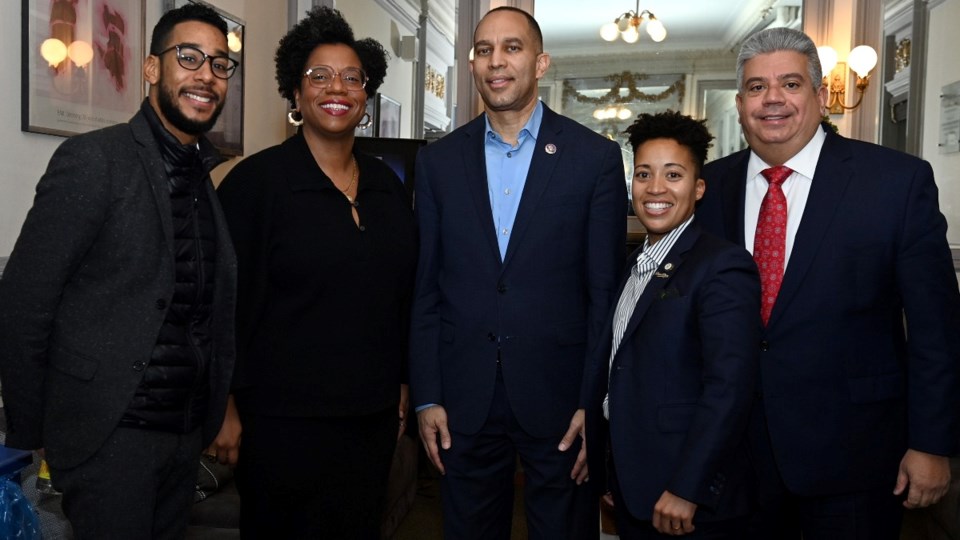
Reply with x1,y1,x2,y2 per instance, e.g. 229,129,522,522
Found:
485,101,543,260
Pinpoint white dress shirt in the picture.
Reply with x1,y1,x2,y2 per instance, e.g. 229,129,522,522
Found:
743,126,827,267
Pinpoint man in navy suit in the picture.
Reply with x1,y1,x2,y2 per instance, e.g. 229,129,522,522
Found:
410,7,626,539
697,27,960,539
585,111,760,539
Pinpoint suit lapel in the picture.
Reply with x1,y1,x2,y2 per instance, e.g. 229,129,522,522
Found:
130,113,174,253
501,106,563,269
768,130,854,326
461,115,502,264
719,151,750,248
615,225,699,365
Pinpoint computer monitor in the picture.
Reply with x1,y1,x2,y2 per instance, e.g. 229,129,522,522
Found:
353,136,427,207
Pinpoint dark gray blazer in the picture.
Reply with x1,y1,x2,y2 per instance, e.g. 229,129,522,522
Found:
0,109,237,469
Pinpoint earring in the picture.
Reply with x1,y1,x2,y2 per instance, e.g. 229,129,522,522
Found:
358,112,373,130
287,109,303,127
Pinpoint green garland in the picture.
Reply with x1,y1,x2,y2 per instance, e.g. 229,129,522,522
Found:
562,71,685,106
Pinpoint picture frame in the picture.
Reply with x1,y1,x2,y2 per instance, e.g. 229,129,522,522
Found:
22,0,145,136
376,93,401,138
166,0,245,156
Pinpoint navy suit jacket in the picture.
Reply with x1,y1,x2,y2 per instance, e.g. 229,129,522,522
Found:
409,105,627,438
697,126,960,496
585,222,760,521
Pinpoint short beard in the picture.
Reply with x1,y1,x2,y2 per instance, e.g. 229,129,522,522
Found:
157,83,224,136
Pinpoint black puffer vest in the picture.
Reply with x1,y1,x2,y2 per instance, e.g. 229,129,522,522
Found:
120,101,223,433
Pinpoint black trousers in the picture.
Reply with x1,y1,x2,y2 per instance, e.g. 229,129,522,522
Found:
746,406,904,540
50,426,202,540
236,406,397,540
439,369,597,540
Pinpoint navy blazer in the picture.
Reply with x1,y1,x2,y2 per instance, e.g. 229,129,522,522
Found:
697,126,960,496
0,110,237,469
585,222,760,521
409,105,627,438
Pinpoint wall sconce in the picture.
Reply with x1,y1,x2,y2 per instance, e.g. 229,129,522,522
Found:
40,38,94,69
40,38,68,68
227,28,243,53
816,45,878,114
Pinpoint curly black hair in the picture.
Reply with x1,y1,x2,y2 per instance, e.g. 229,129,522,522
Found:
624,111,715,175
275,6,389,108
151,3,227,55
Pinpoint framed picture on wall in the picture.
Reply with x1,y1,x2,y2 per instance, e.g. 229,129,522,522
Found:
376,93,401,138
166,0,245,156
22,0,145,136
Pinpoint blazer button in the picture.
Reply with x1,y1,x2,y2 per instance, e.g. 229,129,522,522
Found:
759,340,769,352
497,283,507,294
156,299,167,310
487,332,496,341
709,485,721,495
132,360,146,371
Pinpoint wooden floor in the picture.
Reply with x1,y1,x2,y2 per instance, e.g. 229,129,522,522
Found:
393,464,529,539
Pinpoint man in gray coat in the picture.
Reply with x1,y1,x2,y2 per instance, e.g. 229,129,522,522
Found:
0,4,239,538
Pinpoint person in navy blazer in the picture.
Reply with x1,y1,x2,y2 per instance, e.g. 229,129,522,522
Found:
410,7,626,539
697,27,960,540
584,111,760,538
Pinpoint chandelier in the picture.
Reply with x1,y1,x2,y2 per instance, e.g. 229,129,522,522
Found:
600,1,666,43
593,106,633,121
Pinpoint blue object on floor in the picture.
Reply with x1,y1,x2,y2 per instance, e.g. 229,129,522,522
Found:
0,446,32,481
0,445,41,539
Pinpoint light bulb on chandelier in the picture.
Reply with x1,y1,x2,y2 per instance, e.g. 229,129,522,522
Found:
599,1,666,43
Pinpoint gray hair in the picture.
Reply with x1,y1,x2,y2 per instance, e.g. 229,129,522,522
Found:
737,27,822,92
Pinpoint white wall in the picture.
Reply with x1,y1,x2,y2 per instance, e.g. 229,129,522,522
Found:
922,0,960,247
337,1,416,139
0,2,71,256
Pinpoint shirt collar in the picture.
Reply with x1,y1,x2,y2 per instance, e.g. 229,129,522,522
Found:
637,214,694,271
484,100,544,145
746,125,826,181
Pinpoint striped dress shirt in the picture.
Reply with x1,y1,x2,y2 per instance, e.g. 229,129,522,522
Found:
603,215,694,419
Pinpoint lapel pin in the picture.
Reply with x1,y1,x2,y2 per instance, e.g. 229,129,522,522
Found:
545,143,557,155
654,271,670,279
664,263,674,271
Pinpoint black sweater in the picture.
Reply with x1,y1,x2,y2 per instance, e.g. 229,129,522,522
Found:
217,132,417,417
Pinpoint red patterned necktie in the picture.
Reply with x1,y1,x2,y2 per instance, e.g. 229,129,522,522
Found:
754,165,793,325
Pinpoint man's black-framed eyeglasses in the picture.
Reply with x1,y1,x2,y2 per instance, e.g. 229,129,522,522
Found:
158,44,239,80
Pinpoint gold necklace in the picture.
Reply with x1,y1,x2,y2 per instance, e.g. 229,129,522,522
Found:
337,156,358,203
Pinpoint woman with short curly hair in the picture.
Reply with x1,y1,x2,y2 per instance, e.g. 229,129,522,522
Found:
216,6,417,538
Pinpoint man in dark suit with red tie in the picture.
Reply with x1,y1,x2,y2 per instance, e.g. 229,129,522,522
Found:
697,27,960,539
